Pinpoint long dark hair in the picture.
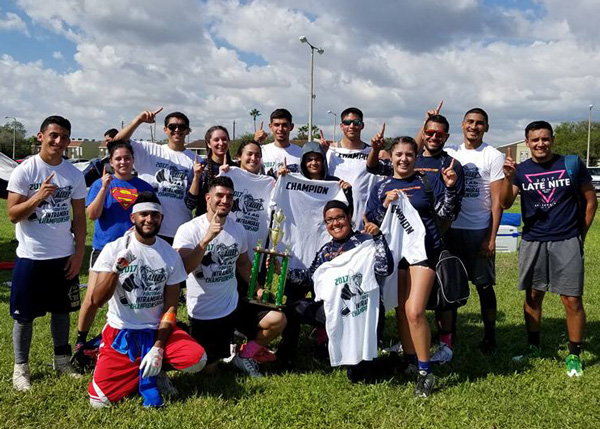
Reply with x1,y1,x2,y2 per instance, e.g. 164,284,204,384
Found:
204,125,233,186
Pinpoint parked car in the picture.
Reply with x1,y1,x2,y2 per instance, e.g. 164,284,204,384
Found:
588,167,600,193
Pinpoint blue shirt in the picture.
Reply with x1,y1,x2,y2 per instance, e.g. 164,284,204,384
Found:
86,176,155,250
514,154,591,241
367,151,465,218
365,174,458,255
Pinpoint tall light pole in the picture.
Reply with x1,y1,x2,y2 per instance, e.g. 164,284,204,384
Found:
299,36,324,142
586,104,593,167
4,116,16,159
327,110,337,142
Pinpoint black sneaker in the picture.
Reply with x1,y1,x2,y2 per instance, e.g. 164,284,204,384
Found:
414,371,435,398
479,338,497,356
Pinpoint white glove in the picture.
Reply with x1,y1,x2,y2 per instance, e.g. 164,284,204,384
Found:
112,248,137,273
139,346,164,379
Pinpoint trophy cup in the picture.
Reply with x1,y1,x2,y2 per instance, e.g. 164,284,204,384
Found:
247,208,290,308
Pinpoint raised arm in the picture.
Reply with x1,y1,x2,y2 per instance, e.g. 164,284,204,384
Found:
114,107,163,142
500,148,519,209
415,100,443,152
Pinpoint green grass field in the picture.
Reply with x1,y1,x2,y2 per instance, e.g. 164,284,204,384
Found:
0,198,599,428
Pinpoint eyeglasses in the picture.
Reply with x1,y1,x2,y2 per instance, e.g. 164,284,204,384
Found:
341,119,363,126
167,123,188,132
423,129,447,138
324,214,347,225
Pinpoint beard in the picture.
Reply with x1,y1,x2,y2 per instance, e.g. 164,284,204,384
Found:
135,221,160,239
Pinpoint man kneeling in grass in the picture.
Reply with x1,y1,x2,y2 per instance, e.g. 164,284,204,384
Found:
88,192,206,408
501,121,597,377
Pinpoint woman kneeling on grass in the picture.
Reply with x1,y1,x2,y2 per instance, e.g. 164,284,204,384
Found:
365,136,458,397
276,200,393,382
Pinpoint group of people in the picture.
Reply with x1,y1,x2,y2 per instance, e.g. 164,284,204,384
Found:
6,104,596,405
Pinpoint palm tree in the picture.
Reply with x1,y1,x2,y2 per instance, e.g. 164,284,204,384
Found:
249,109,261,131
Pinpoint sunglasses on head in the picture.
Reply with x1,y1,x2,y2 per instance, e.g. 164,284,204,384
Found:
167,123,188,132
423,129,447,138
342,119,363,126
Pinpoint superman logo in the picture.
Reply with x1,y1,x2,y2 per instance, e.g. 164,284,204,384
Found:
111,187,139,210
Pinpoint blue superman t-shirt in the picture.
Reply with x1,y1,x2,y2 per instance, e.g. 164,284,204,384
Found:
514,155,591,241
86,176,156,250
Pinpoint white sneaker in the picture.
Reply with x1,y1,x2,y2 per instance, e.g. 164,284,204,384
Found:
232,354,263,378
13,363,31,391
431,343,453,364
156,371,178,398
54,354,83,378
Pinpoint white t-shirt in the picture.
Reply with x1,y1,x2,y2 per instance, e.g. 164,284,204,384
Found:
93,233,187,330
444,142,504,230
261,142,302,173
130,140,195,237
7,155,87,259
380,192,428,311
313,241,380,366
173,214,249,320
220,167,275,259
270,173,348,270
326,143,382,229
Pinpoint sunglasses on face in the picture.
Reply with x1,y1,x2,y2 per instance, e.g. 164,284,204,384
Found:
423,129,447,138
342,119,363,126
167,123,188,132
324,214,347,225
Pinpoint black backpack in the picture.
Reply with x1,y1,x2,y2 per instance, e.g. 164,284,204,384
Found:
421,174,470,310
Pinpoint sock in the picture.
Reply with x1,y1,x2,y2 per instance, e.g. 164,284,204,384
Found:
418,360,432,374
483,321,496,343
240,340,262,358
404,353,417,366
51,313,71,356
568,341,582,356
13,320,33,365
527,331,540,348
76,330,89,345
439,331,452,349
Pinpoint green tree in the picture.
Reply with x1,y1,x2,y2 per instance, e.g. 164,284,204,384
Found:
295,124,320,141
553,121,600,166
0,120,29,159
249,109,261,132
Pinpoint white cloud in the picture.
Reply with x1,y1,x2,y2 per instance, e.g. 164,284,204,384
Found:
52,50,63,59
0,11,29,36
0,0,598,146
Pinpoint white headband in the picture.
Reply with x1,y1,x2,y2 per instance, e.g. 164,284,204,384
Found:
132,202,163,214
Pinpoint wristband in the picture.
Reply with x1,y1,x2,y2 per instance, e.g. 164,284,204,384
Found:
160,312,177,326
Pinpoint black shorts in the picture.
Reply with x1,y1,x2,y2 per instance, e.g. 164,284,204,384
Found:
89,249,102,270
188,299,271,364
398,247,442,271
10,256,81,323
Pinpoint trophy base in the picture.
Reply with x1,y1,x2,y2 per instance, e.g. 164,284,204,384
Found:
248,299,285,311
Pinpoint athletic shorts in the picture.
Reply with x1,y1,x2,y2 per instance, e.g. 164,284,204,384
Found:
189,299,271,364
398,247,442,271
10,256,80,323
445,228,495,286
89,324,205,405
89,249,102,270
518,236,584,297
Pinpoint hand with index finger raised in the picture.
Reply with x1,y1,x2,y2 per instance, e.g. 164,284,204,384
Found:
503,147,517,179
441,158,457,187
254,120,268,143
371,123,386,151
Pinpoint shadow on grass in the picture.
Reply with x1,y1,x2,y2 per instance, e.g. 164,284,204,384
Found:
435,312,600,386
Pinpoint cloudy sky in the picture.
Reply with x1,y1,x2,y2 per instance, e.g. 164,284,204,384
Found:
0,0,598,145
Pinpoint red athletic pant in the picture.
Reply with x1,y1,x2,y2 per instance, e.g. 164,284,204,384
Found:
89,324,205,404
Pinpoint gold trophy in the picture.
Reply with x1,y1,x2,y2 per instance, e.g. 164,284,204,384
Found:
247,208,290,308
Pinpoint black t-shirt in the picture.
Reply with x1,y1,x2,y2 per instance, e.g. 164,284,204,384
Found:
514,154,591,241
